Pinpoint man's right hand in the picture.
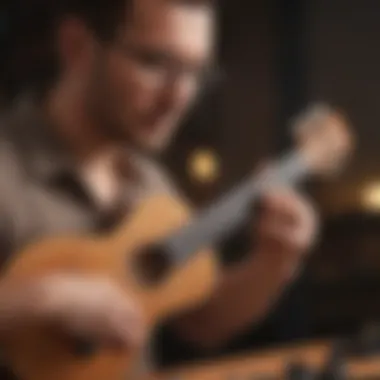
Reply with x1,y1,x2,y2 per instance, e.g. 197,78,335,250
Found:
0,275,145,348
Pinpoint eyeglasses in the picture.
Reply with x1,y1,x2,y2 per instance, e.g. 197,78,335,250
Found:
113,40,222,90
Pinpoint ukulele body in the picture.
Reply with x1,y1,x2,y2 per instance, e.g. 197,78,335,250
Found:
1,195,219,380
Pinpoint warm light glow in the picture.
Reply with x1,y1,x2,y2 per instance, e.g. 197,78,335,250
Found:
188,148,220,184
362,183,380,211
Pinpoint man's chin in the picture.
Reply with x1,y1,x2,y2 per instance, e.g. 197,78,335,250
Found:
130,132,172,156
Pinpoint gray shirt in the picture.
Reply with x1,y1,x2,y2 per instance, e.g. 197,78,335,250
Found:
0,95,178,377
0,95,176,267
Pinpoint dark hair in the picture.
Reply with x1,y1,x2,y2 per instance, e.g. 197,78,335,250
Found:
1,0,128,98
1,0,215,99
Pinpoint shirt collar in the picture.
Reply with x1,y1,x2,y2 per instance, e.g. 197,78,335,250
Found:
7,93,151,192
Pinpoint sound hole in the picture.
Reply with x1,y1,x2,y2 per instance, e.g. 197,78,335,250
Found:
133,245,173,286
72,338,97,358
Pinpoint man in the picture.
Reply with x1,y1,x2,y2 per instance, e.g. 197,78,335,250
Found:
0,0,317,374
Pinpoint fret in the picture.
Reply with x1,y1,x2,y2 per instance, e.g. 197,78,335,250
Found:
162,152,308,264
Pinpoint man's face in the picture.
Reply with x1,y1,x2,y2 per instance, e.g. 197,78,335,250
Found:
61,0,215,153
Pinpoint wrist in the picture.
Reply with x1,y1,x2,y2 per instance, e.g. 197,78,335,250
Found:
251,247,303,281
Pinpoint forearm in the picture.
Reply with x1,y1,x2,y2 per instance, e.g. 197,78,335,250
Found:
172,250,301,350
0,280,42,336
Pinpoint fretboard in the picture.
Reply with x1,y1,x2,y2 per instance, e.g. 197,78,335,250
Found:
161,151,309,264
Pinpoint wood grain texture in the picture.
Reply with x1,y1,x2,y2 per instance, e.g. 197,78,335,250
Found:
1,195,219,380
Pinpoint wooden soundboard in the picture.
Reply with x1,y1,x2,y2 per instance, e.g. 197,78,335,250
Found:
152,340,380,379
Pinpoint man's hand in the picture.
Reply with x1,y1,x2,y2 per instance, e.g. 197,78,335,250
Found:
0,275,146,348
169,187,319,349
254,188,318,277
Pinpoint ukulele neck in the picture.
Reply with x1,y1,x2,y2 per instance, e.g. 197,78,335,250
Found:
162,150,309,265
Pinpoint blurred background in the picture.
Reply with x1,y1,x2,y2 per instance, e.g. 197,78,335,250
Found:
170,0,380,352
2,0,380,362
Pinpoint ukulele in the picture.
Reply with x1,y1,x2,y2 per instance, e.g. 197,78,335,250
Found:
0,104,353,380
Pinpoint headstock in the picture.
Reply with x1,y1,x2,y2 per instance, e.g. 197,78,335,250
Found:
292,104,355,177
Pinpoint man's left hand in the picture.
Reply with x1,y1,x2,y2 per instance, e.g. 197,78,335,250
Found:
253,188,319,276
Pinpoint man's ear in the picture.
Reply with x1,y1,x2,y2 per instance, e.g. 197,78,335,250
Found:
56,17,97,73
